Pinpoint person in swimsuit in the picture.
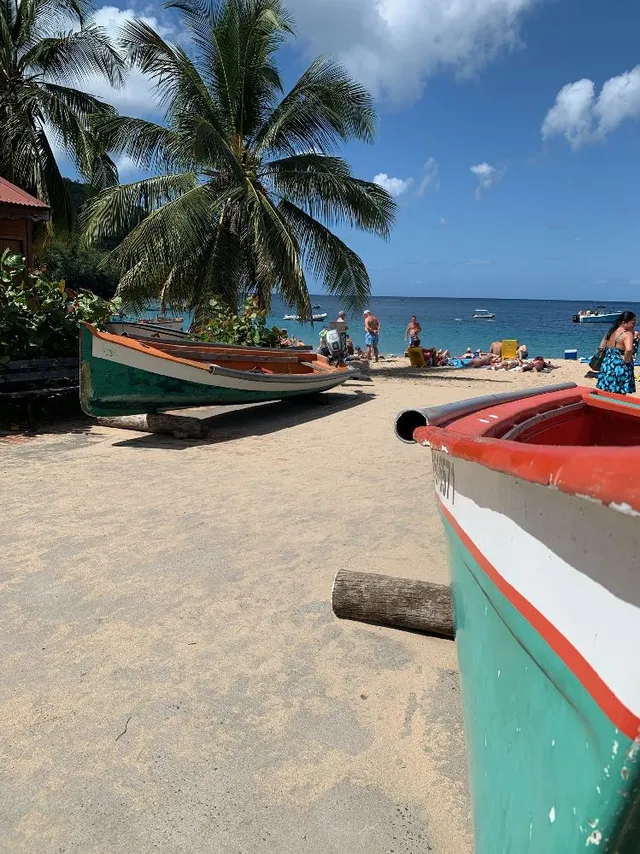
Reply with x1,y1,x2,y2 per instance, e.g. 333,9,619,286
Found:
363,310,381,362
405,315,422,348
596,311,636,395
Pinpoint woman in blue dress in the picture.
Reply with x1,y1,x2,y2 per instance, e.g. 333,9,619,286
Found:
596,310,637,395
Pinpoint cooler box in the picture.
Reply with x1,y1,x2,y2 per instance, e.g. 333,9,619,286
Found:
407,347,426,368
564,349,578,360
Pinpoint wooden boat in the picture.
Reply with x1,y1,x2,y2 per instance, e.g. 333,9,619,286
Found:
395,384,640,853
80,323,355,417
106,320,314,351
107,320,192,341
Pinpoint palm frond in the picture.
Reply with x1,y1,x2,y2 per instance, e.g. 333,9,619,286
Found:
279,199,371,311
23,25,125,88
82,173,199,246
265,153,396,237
92,114,188,172
255,57,377,155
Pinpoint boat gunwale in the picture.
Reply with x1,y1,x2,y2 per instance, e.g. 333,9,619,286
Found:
413,386,640,512
85,323,351,382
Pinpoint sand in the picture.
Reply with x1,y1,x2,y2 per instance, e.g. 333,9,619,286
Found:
0,361,603,853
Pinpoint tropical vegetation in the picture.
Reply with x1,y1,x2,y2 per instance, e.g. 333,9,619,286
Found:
200,297,282,347
0,0,125,229
0,250,119,360
83,0,396,324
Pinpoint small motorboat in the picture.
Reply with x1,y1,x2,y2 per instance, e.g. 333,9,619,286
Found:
395,384,640,853
312,304,322,309
283,313,328,322
572,305,619,324
80,323,354,417
472,308,495,320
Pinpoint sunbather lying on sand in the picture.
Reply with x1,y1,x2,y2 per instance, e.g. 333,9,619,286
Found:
522,356,551,373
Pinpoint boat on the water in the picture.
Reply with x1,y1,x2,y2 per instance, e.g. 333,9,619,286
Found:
573,306,619,324
472,308,495,320
283,313,327,322
396,384,640,853
80,323,354,417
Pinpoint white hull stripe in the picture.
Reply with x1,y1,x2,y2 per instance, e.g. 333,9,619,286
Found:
93,337,348,394
441,487,640,720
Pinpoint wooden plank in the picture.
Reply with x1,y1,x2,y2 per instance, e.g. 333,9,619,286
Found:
0,368,78,384
4,357,78,370
331,569,454,638
151,349,300,364
0,385,78,399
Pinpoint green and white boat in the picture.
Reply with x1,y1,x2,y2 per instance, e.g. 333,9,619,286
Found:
80,323,354,417
396,384,640,853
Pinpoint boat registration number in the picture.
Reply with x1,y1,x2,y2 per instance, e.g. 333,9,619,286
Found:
432,451,455,502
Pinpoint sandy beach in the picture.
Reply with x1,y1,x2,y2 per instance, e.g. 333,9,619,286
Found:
0,360,604,853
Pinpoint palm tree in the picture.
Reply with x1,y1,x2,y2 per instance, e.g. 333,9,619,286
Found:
83,0,396,322
0,0,125,228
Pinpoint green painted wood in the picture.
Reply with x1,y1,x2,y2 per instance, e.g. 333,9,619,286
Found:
441,515,640,853
80,326,335,417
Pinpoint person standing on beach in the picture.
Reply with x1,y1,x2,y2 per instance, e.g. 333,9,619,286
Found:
405,315,422,348
363,309,381,362
596,310,636,395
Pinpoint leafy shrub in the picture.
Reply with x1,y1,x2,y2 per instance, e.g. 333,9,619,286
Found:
199,298,282,347
43,239,119,299
0,251,120,361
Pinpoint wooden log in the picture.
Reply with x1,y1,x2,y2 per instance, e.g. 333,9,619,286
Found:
97,412,208,439
331,569,454,638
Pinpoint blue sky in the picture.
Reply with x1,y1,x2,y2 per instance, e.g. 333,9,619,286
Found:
72,0,640,299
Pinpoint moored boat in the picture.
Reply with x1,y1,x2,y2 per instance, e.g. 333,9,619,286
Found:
80,323,354,417
396,384,640,853
472,308,495,319
283,312,328,322
572,306,619,323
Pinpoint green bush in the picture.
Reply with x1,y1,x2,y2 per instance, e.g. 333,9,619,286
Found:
199,298,282,347
43,239,119,300
0,251,120,361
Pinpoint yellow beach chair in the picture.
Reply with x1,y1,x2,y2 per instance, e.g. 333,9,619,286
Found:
502,339,519,360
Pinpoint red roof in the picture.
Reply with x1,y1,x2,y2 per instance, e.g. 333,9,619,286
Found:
0,177,50,209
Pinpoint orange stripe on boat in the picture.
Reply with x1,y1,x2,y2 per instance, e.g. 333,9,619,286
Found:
439,498,640,741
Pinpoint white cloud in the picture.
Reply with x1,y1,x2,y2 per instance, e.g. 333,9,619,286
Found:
465,258,493,265
542,66,640,149
417,157,439,195
470,162,505,199
373,173,413,197
287,0,540,102
630,278,640,286
79,5,177,115
439,217,448,226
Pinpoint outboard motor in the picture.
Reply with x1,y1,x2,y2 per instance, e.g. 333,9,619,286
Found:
325,328,345,362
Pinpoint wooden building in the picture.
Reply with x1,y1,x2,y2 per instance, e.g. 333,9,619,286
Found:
0,177,51,266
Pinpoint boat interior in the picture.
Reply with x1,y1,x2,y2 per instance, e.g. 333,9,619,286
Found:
100,329,339,376
456,388,640,447
503,391,640,447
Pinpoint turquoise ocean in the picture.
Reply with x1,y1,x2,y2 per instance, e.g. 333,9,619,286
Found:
135,295,640,360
